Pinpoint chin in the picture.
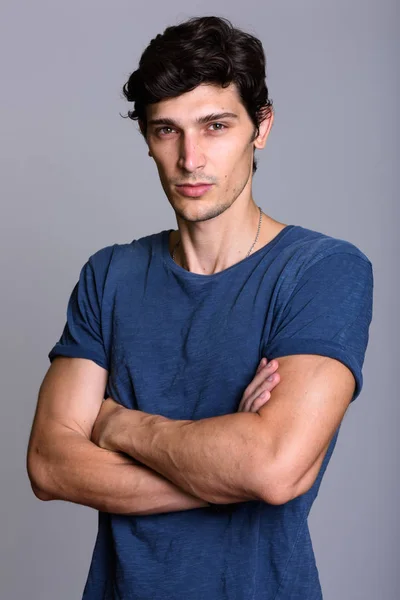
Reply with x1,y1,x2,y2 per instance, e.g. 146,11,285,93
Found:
173,199,232,224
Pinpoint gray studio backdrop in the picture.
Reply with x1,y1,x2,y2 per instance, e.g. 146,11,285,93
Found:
1,1,398,599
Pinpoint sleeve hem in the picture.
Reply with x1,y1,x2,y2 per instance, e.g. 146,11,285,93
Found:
48,345,109,371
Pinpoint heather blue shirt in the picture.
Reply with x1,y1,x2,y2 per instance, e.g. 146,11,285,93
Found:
48,224,373,599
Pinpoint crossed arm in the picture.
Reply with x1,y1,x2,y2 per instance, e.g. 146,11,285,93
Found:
27,354,355,513
91,353,356,506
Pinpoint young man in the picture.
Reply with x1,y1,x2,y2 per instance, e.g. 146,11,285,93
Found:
27,15,373,600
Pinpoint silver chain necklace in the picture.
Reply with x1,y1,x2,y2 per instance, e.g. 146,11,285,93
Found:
171,205,263,268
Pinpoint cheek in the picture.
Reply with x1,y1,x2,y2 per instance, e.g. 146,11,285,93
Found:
217,149,250,181
212,136,250,166
152,154,172,179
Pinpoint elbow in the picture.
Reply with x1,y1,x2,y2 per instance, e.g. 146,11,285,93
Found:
31,482,54,501
255,461,305,507
260,483,296,506
259,472,316,506
26,447,56,502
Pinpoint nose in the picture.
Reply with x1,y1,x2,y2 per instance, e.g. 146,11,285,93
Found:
178,133,206,172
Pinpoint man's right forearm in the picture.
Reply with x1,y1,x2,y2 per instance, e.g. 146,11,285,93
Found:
28,425,210,515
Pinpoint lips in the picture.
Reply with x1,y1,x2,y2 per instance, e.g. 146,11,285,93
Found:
176,184,214,198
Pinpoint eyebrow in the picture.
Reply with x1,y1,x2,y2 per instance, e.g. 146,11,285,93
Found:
148,112,239,127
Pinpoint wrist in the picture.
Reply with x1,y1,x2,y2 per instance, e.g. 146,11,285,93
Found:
104,404,131,452
113,408,168,455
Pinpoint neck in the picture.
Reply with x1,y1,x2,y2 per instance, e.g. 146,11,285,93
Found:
169,201,286,276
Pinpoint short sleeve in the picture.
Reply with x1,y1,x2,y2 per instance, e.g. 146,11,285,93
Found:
48,246,115,371
262,252,374,402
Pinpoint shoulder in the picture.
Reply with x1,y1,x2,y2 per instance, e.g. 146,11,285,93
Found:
86,229,165,282
88,230,165,265
287,224,371,264
269,225,373,308
281,225,372,276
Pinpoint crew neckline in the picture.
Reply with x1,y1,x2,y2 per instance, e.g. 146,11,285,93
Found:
161,224,296,280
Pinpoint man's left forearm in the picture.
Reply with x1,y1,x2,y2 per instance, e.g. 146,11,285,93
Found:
111,409,269,504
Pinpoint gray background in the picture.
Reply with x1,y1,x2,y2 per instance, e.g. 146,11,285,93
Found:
1,1,398,598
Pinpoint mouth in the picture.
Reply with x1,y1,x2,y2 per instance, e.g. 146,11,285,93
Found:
175,183,214,198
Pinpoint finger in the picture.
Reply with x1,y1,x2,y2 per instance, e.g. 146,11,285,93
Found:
248,391,272,413
240,389,271,413
237,359,279,412
251,372,280,402
242,359,279,402
256,357,267,374
241,372,281,412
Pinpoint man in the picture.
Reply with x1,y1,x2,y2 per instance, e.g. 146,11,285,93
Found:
27,15,373,600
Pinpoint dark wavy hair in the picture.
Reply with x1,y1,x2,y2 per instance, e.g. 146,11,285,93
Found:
121,15,273,174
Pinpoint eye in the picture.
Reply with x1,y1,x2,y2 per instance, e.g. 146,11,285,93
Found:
156,127,176,136
209,122,226,131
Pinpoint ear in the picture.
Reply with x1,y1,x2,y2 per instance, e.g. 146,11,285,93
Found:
253,107,274,150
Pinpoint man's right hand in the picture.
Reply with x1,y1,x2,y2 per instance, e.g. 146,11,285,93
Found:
237,358,280,413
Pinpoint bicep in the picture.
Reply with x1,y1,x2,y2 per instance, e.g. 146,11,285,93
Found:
258,354,355,500
30,357,108,443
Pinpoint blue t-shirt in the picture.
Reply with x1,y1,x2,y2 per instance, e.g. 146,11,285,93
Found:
48,224,373,599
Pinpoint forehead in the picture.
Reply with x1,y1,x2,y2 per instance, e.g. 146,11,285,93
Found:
146,82,246,122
